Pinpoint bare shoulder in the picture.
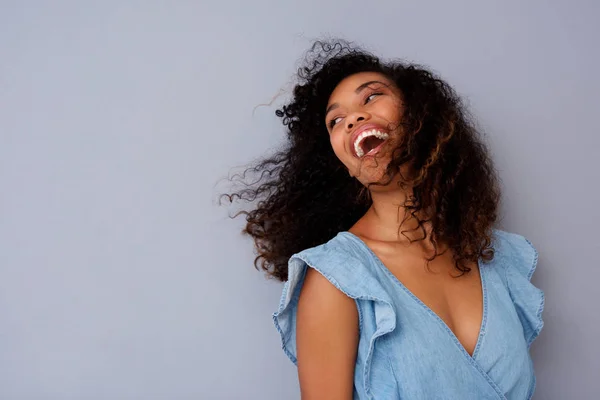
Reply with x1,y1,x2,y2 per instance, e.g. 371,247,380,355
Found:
296,267,358,400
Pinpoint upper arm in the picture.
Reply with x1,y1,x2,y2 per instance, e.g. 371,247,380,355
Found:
296,267,359,400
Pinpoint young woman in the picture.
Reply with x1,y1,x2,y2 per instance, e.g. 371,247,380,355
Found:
226,40,544,400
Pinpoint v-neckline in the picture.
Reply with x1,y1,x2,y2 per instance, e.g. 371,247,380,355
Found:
341,231,488,360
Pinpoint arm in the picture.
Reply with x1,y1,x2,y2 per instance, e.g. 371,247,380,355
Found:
296,267,359,400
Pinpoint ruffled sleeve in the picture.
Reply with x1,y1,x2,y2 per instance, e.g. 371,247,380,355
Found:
272,255,309,365
495,230,545,348
273,253,367,364
272,233,397,395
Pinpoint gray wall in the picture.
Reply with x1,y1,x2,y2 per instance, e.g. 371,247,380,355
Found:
1,1,598,399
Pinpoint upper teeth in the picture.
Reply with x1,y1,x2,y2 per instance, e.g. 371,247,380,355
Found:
354,129,389,157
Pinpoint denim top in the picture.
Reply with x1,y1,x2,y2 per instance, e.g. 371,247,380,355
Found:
273,230,545,400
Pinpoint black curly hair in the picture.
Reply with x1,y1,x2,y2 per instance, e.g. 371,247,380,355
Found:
223,40,500,282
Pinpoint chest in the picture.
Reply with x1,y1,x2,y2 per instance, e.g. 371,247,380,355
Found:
374,248,484,356
359,265,534,400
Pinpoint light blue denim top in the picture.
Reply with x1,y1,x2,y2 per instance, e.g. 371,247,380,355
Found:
273,230,545,400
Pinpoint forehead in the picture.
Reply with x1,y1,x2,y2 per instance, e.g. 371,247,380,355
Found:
327,71,393,103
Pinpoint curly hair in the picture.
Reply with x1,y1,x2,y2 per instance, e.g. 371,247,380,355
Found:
223,40,500,282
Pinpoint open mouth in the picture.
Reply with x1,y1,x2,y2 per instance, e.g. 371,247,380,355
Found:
353,129,390,158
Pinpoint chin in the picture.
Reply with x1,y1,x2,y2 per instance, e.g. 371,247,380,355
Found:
357,168,390,187
359,165,403,190
354,157,389,179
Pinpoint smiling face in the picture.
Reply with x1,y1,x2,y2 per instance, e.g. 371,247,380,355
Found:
325,71,404,186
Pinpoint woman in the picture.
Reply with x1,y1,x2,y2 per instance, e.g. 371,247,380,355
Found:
225,40,544,399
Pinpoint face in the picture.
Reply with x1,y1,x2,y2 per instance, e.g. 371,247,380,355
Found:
325,72,404,186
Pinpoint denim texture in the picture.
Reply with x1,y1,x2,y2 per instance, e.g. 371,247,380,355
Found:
273,230,544,399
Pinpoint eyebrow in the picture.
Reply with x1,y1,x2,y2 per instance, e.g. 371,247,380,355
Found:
325,80,387,117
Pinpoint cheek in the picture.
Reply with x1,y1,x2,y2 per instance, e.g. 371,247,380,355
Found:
378,99,402,124
329,133,347,159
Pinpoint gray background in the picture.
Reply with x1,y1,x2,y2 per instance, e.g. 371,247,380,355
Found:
1,1,598,399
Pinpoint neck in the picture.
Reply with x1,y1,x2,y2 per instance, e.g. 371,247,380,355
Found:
353,185,432,244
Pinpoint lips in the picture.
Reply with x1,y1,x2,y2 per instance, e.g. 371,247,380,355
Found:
349,123,390,158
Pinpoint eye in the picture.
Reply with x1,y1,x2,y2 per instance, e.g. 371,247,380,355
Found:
328,116,343,128
365,92,382,104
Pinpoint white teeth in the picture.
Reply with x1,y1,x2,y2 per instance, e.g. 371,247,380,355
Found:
353,129,389,157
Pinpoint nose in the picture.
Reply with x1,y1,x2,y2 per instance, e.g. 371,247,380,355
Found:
345,112,370,131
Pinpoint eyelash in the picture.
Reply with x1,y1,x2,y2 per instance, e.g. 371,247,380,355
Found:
328,92,383,128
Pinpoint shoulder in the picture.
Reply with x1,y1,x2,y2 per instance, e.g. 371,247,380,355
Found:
286,232,381,298
292,232,369,323
273,232,396,364
489,229,538,280
293,232,369,277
